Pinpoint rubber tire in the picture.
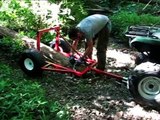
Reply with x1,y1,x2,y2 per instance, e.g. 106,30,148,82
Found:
50,39,70,53
129,72,160,109
135,53,148,65
19,49,46,77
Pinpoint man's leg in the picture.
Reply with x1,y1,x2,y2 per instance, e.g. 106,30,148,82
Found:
96,24,110,70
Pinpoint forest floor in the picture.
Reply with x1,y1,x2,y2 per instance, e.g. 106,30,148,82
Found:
40,39,160,120
1,1,160,119
2,38,160,119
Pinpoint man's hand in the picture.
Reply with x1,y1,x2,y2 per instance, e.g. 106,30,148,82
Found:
75,57,86,66
69,55,76,65
69,55,87,66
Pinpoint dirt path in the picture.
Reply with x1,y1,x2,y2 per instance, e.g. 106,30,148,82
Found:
41,41,160,120
1,38,159,119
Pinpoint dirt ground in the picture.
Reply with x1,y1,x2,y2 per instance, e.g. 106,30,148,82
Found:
1,38,159,119
41,40,160,120
1,1,160,119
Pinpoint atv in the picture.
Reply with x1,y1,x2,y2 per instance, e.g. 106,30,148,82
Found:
125,25,160,109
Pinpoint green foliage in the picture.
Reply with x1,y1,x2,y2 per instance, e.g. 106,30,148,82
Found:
120,2,160,15
0,0,88,44
61,0,87,22
107,0,129,8
49,0,87,31
60,0,88,36
50,101,70,120
0,80,46,119
0,0,71,44
0,37,26,59
110,11,160,40
0,63,70,120
108,2,160,42
0,0,45,31
41,32,56,45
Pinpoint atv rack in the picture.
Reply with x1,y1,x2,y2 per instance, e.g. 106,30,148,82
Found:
125,25,160,38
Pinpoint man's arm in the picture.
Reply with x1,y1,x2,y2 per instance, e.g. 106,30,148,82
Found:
71,39,79,54
83,40,93,58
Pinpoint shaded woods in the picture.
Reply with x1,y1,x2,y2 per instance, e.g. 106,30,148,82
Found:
0,0,160,119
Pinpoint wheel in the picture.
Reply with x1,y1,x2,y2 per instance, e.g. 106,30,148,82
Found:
129,62,160,109
135,53,148,65
50,39,70,53
129,74,160,108
19,49,46,77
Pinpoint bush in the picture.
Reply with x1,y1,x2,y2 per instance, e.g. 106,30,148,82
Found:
110,11,160,41
0,0,45,31
55,0,88,34
0,0,86,45
120,2,160,15
0,63,70,120
0,37,26,60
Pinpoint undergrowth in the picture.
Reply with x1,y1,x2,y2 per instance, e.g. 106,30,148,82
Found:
110,11,160,40
0,1,160,119
0,62,70,120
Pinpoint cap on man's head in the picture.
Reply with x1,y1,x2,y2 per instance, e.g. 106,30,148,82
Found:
68,27,79,40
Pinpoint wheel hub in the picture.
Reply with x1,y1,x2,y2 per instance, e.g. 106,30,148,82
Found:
24,58,34,71
138,76,160,100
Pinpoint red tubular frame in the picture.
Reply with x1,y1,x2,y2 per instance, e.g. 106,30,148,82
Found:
37,26,60,51
36,26,127,83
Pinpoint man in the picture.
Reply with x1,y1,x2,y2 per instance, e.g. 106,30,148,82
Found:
68,14,111,70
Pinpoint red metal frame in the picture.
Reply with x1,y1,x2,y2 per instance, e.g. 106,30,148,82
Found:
36,26,127,83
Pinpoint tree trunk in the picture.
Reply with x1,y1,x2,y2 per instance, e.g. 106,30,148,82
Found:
0,26,70,67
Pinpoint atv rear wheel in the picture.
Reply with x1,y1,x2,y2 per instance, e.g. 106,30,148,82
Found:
19,49,46,77
135,53,148,65
129,63,160,109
